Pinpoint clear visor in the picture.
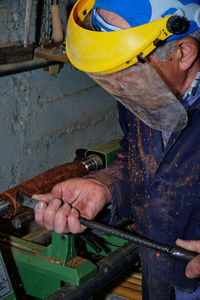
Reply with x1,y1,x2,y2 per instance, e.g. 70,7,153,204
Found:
87,62,188,132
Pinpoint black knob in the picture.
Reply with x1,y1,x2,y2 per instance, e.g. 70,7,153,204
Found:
167,16,189,35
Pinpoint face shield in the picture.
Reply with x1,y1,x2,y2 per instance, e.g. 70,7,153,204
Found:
66,0,190,131
87,62,188,131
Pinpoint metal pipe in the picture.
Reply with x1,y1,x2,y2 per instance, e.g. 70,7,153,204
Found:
0,58,60,77
46,242,139,300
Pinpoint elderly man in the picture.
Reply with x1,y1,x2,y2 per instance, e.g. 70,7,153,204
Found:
34,0,200,299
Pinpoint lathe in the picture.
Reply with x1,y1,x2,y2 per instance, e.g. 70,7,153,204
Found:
0,138,141,300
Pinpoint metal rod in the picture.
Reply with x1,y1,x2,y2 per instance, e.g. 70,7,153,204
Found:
46,242,139,300
79,217,198,263
0,58,60,77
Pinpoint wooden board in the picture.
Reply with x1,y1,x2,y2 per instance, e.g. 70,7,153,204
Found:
0,41,34,64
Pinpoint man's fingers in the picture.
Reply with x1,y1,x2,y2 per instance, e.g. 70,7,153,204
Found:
67,208,86,234
43,199,62,231
176,239,200,252
34,200,48,227
35,198,62,230
186,255,200,279
176,239,200,279
54,203,71,234
33,195,86,234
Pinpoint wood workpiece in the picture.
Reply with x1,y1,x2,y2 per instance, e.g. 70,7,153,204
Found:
0,161,87,217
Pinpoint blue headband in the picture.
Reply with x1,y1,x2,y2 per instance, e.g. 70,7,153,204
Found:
92,0,200,41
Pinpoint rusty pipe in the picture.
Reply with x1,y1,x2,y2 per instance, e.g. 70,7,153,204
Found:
0,59,60,77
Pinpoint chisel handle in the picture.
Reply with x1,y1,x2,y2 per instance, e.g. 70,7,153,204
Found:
51,3,63,42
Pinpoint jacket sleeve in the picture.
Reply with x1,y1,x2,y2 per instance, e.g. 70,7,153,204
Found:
86,102,133,226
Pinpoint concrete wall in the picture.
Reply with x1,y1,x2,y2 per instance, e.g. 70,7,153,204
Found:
0,0,122,191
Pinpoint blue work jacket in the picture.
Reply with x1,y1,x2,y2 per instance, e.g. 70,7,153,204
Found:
89,95,200,299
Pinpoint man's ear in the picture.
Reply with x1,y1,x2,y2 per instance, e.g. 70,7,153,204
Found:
176,38,199,71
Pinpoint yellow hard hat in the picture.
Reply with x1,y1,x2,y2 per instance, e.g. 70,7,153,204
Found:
66,0,188,74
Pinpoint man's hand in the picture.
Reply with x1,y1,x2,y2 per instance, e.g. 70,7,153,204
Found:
33,178,110,234
176,239,200,279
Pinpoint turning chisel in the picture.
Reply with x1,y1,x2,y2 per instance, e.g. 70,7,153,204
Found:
15,190,198,264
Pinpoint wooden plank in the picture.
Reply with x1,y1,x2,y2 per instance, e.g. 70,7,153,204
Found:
0,41,34,64
112,286,142,300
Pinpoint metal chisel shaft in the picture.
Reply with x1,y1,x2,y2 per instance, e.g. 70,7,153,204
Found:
79,217,197,263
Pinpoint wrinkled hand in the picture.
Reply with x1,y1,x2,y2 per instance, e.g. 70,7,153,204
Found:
176,239,200,279
33,178,110,234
